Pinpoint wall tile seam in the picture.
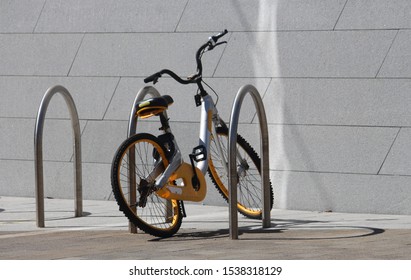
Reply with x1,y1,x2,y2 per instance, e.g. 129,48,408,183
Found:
211,31,233,78
3,117,409,129
4,31,233,35
101,77,122,121
75,118,407,127
68,119,90,162
334,28,406,32
211,76,411,79
0,158,36,163
375,30,400,78
0,158,112,166
4,74,411,79
66,75,411,79
376,127,402,175
0,158,72,163
66,33,86,77
3,29,408,35
250,77,273,124
0,30,390,34
174,0,190,33
31,0,47,33
16,27,411,34
4,157,407,177
3,75,411,81
84,118,411,131
2,28,411,35
264,123,406,129
0,116,113,122
332,0,349,31
269,169,411,177
377,172,411,178
267,77,411,80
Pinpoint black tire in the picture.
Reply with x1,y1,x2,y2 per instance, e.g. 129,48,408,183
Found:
111,133,183,238
208,127,274,219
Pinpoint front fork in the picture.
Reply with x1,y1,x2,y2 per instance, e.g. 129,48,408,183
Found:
211,116,249,180
210,116,230,175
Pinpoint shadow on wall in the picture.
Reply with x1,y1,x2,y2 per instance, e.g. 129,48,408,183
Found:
229,1,334,211
274,1,332,211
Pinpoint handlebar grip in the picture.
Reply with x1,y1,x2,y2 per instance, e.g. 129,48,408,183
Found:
144,72,161,83
217,29,228,39
211,29,228,43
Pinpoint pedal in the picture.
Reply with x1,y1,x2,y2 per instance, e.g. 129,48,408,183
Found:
180,201,187,218
190,145,207,162
188,146,206,192
137,179,150,207
188,155,200,191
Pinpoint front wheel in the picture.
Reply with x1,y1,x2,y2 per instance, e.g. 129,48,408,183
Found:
111,133,183,238
208,127,274,219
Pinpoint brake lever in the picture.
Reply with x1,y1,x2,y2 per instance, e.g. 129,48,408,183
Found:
207,41,227,51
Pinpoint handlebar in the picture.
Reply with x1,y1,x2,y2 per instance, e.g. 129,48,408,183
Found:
143,69,193,84
208,29,228,50
144,30,228,85
144,72,161,84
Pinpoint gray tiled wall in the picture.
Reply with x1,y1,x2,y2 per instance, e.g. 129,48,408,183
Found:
1,0,411,214
215,31,397,78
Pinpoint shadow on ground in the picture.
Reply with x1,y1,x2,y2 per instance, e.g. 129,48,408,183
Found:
149,217,385,242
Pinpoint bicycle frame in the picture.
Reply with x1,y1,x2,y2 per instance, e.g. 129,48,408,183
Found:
153,93,227,202
139,29,231,202
112,30,272,237
198,94,223,174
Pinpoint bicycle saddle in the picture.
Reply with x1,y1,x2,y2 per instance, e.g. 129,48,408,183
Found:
136,95,174,119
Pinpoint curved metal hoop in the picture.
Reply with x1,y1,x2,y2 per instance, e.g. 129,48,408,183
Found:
228,84,271,239
34,85,83,228
127,86,165,233
128,86,163,136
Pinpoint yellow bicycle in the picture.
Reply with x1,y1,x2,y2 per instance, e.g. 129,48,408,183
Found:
111,30,273,237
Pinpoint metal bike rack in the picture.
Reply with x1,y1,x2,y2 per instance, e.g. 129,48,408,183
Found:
34,85,83,228
228,84,271,239
128,86,163,138
127,86,166,233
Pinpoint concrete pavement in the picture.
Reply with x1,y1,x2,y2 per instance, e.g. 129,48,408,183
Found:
1,196,411,259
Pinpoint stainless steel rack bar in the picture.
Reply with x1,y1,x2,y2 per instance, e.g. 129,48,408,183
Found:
34,85,83,228
127,86,164,233
228,84,271,239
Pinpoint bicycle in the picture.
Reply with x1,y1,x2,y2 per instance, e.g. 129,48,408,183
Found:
111,30,273,238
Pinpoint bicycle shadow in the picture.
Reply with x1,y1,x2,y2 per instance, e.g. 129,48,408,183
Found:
148,218,385,242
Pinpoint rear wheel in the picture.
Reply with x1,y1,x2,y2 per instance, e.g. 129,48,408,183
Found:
208,127,273,219
111,133,183,238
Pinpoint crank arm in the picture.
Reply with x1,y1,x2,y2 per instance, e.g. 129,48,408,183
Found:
154,149,183,190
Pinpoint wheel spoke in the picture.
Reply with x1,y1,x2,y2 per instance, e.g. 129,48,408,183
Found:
208,127,273,218
111,133,182,237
